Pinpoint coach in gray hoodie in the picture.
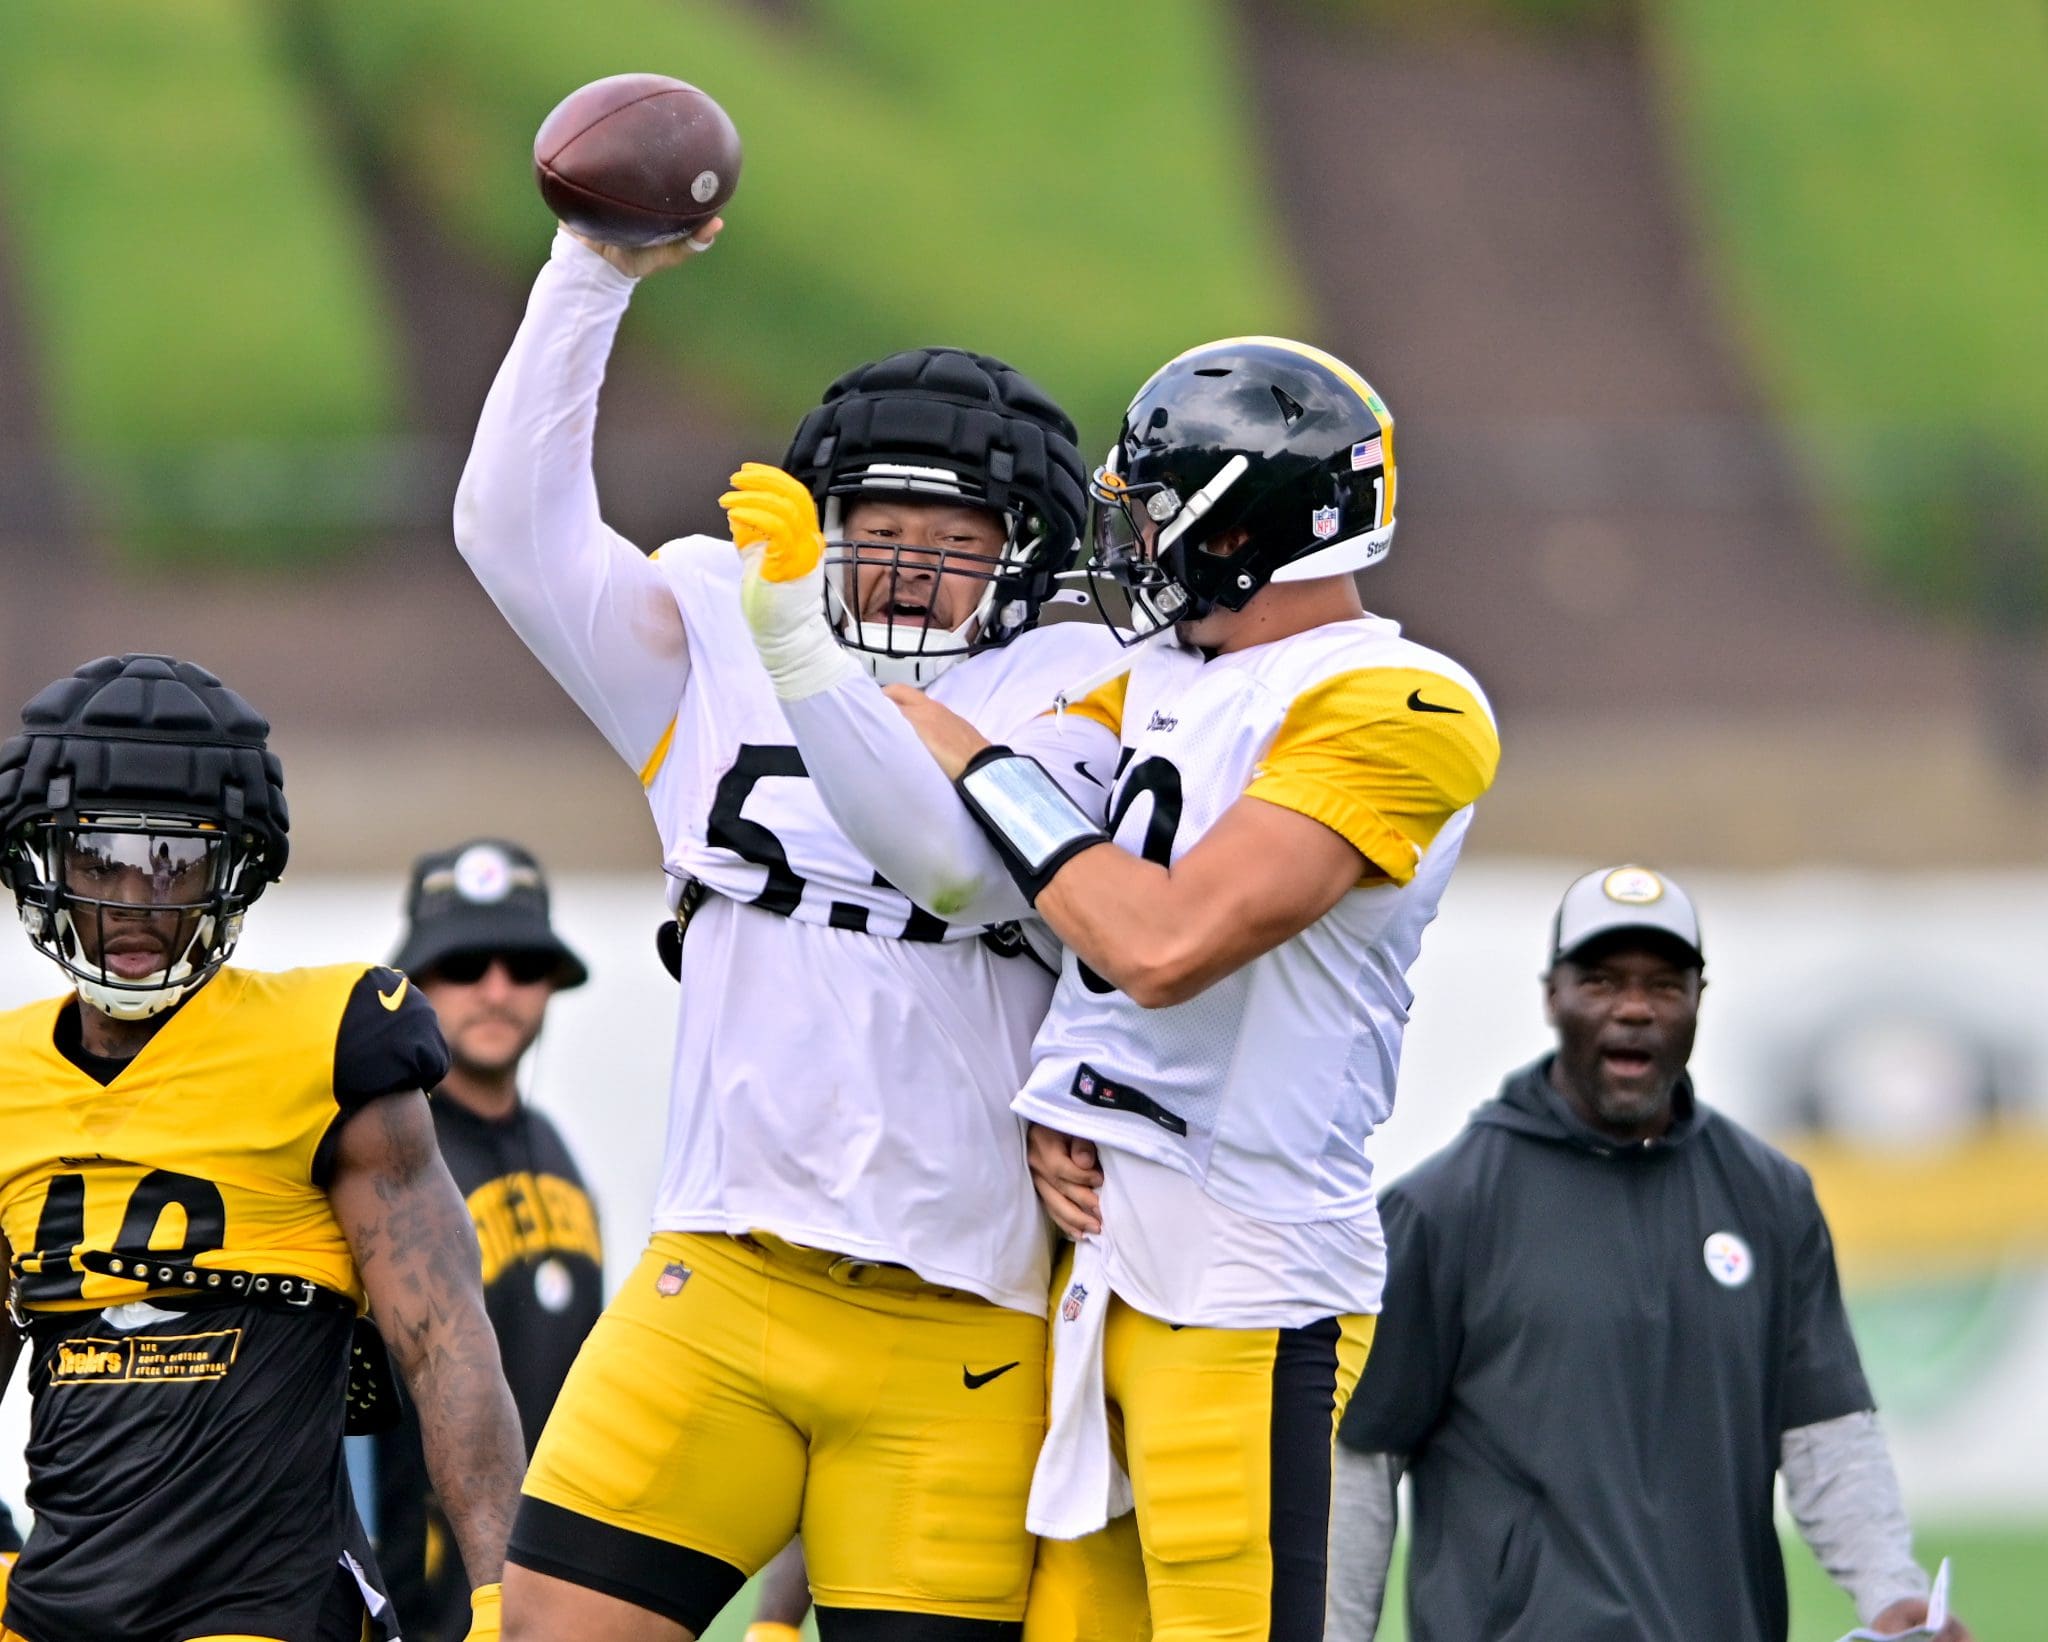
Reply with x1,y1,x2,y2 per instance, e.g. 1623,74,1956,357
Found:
1326,866,1967,1642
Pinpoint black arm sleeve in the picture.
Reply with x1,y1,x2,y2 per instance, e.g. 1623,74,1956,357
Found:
312,969,451,1187
1777,1168,1875,1433
1339,1181,1463,1455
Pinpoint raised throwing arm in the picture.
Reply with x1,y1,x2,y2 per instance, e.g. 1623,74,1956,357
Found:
453,227,709,773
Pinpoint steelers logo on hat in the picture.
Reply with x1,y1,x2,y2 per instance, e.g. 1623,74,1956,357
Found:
452,843,515,904
1603,866,1665,906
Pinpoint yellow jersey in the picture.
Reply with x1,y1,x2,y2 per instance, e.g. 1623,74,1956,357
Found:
0,963,449,1313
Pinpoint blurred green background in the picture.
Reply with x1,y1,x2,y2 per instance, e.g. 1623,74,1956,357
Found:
1,4,2043,1634
5,0,2044,597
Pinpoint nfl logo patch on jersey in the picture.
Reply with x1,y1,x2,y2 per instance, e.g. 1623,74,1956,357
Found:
1061,1281,1089,1323
1311,505,1341,540
655,1261,692,1297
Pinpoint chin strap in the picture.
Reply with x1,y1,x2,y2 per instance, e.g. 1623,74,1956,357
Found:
72,980,191,1021
56,909,212,1019
844,614,978,687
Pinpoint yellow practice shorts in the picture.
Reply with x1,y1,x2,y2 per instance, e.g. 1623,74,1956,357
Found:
510,1231,1046,1630
1023,1250,1374,1642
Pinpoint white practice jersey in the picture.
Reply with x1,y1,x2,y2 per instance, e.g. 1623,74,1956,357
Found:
1018,617,1500,1324
455,231,1123,1310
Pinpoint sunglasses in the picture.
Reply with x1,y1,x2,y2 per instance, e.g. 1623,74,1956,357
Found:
429,950,557,986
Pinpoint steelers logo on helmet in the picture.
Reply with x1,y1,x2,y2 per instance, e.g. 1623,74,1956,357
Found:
0,655,288,1019
780,346,1088,686
1086,336,1397,640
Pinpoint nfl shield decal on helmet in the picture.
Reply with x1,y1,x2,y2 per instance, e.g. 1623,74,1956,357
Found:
1311,505,1341,540
1061,1281,1089,1322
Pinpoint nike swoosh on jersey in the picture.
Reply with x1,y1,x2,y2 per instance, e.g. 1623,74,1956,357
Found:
1072,761,1106,789
1406,689,1463,715
963,1361,1021,1390
377,976,409,1011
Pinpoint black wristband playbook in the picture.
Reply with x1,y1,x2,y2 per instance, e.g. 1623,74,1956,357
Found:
956,745,1110,904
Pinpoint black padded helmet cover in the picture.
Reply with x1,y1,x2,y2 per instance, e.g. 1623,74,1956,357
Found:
0,654,290,889
782,346,1089,640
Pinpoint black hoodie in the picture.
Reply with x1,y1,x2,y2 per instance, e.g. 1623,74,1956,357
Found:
1339,1058,1871,1642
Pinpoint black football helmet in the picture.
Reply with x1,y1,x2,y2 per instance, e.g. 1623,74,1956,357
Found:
782,346,1088,685
1088,336,1398,635
0,655,288,1018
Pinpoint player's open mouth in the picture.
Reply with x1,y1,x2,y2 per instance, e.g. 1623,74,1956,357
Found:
872,593,937,626
1601,1047,1655,1077
101,942,169,980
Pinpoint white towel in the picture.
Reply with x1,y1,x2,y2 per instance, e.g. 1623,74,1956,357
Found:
1026,1236,1134,1538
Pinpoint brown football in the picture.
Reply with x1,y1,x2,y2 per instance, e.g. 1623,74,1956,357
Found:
533,73,742,247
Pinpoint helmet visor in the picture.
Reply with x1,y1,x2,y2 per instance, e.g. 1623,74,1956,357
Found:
60,826,225,909
16,821,235,994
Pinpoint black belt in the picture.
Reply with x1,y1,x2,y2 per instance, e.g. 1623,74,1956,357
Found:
18,1253,399,1434
64,1250,357,1316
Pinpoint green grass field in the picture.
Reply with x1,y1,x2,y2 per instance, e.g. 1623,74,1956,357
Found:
693,1521,2043,1639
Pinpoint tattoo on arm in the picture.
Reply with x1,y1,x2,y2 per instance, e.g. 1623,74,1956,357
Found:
331,1093,524,1587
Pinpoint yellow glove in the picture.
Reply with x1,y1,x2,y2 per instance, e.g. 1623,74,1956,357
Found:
743,1626,806,1642
719,462,825,582
720,463,856,699
464,1581,502,1641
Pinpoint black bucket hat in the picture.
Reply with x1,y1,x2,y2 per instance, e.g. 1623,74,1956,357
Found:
390,839,588,989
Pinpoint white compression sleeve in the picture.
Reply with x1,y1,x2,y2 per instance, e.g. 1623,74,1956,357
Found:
737,548,860,700
453,229,687,771
1325,1447,1403,1642
1781,1411,1929,1624
781,677,1119,928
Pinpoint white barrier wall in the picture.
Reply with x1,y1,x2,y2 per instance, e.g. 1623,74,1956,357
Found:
2,862,2044,1523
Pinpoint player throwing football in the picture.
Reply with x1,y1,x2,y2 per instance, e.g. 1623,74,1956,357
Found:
747,340,1500,1640
455,210,1124,1639
0,655,523,1642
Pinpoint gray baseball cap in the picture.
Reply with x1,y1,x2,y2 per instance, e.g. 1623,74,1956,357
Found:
1550,864,1704,969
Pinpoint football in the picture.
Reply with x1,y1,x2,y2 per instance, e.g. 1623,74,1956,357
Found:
533,73,742,247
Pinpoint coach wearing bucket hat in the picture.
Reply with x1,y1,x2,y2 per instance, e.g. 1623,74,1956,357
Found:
375,841,605,1642
1327,866,1968,1642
